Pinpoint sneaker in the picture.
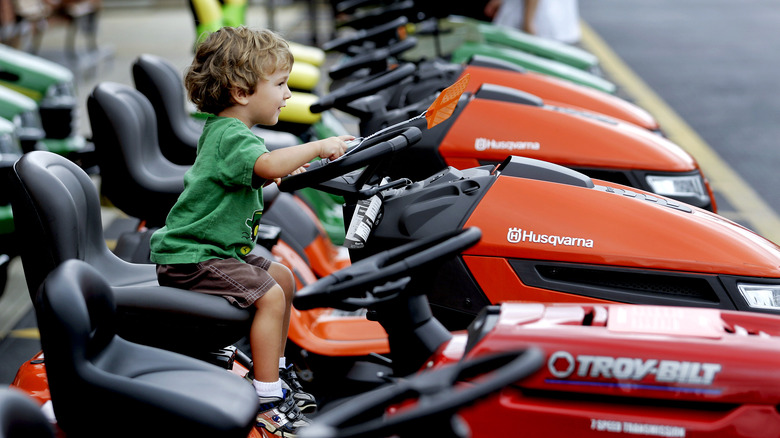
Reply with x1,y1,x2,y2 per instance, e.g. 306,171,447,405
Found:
280,365,317,413
256,389,311,437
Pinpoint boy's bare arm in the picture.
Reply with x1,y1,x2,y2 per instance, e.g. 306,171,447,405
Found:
253,135,353,180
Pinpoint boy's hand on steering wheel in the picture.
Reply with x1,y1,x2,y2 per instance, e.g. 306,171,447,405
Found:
289,166,307,176
275,165,307,186
264,177,282,187
318,135,354,161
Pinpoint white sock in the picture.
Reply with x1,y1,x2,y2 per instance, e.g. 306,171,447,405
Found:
279,357,286,369
253,379,283,399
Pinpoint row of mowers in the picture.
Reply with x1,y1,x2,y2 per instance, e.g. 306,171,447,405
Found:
4,0,780,437
0,42,95,296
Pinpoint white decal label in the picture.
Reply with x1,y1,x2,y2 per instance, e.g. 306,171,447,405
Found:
507,227,594,248
344,195,382,249
475,137,541,152
590,418,686,437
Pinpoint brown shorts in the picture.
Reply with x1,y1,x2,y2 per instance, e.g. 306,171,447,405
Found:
156,254,276,309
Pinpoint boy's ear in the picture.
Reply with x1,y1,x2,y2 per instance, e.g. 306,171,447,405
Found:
230,87,250,105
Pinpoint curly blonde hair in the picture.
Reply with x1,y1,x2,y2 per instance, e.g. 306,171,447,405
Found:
185,26,294,115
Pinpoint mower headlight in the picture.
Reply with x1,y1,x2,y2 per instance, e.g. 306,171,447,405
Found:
645,173,710,208
15,109,44,130
737,283,780,310
40,81,78,140
0,130,21,155
12,110,45,140
44,80,76,100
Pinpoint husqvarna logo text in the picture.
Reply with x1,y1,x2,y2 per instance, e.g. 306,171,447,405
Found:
507,227,594,248
547,350,722,385
475,137,541,152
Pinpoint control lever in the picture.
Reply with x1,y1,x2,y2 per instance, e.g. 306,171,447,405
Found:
359,178,412,198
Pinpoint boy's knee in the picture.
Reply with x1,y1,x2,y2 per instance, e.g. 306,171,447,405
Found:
254,284,286,311
269,262,295,293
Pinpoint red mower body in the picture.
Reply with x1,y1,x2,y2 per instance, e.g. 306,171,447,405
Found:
380,85,716,211
440,96,690,173
436,303,780,437
461,64,659,132
353,157,780,330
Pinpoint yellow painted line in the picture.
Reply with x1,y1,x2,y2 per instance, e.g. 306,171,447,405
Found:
580,21,780,245
8,328,40,339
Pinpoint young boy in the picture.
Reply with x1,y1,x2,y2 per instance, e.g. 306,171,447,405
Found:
149,26,352,436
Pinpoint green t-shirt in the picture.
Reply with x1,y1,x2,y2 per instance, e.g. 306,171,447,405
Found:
150,116,269,264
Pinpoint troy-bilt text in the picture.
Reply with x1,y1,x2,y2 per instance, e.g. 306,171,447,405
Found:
549,351,722,385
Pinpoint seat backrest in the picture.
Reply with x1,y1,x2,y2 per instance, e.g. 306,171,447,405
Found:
34,260,119,436
88,81,189,227
36,259,258,437
132,54,202,165
11,151,250,354
36,260,118,387
9,150,157,298
0,390,55,438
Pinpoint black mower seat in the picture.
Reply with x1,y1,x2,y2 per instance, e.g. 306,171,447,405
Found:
88,81,189,228
131,54,203,165
36,260,258,438
10,150,159,295
9,151,252,355
0,389,54,438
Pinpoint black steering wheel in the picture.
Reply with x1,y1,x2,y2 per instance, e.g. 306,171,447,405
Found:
293,227,482,312
299,347,545,438
278,126,422,194
327,38,419,81
311,62,417,114
322,16,409,54
336,0,415,31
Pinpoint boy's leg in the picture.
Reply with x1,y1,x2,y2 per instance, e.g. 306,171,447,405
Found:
251,284,287,383
252,285,311,435
157,258,311,433
267,262,295,354
266,261,316,413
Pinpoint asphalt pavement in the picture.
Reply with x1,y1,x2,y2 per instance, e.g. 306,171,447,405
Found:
580,0,780,243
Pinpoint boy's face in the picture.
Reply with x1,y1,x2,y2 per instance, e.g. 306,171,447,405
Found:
246,67,292,126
